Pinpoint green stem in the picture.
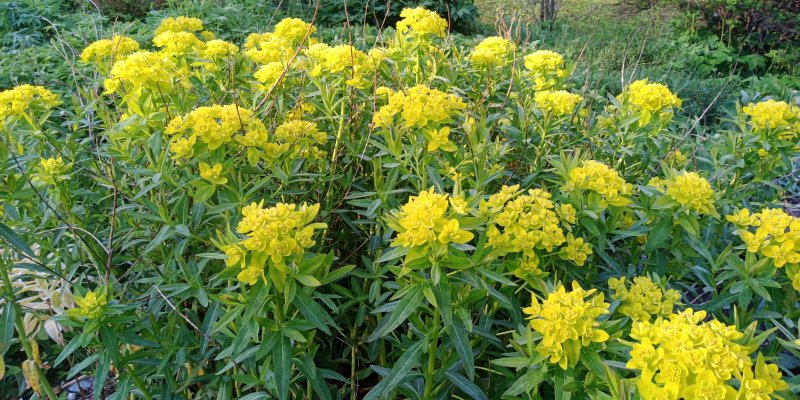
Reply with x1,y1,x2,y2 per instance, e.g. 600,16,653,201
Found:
0,260,57,399
423,307,441,399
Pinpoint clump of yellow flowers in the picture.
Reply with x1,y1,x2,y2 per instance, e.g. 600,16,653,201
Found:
469,36,516,69
154,16,205,35
523,282,610,370
663,171,716,215
617,79,682,127
373,84,466,129
103,51,177,96
561,160,633,207
396,7,448,39
273,120,328,159
227,202,326,285
153,31,205,56
273,17,316,44
608,276,680,321
627,308,787,400
0,85,60,127
34,156,70,185
388,188,473,248
484,185,566,267
67,289,107,319
165,104,266,156
79,35,140,65
727,208,800,268
305,44,380,87
558,234,593,266
524,50,569,90
742,99,799,136
534,90,582,117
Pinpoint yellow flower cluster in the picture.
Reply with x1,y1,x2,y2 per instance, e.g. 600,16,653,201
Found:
199,162,227,185
742,99,799,133
153,30,205,56
534,90,582,117
561,160,633,207
154,16,204,35
202,39,239,60
469,36,516,69
373,85,466,129
103,51,177,95
664,171,715,215
39,156,65,175
618,79,682,126
523,282,610,370
484,185,566,264
274,17,316,44
523,50,568,89
305,44,379,87
627,309,787,400
558,234,592,266
0,85,59,125
389,188,473,248
67,290,107,319
229,202,326,285
254,62,286,90
165,104,264,156
273,120,328,159
396,7,448,38
80,35,140,64
608,276,680,321
727,208,800,268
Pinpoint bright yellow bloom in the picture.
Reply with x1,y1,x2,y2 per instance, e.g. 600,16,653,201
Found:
235,202,326,273
154,16,204,35
535,90,582,117
739,353,790,400
199,162,228,185
253,62,286,90
558,234,592,266
103,51,176,95
617,79,681,126
562,160,633,207
389,188,472,248
469,36,515,69
153,31,205,56
396,7,448,38
523,282,610,370
304,44,377,87
236,266,262,285
485,186,566,257
373,85,465,129
0,85,60,126
273,119,328,159
742,99,799,132
664,172,715,215
727,207,800,268
244,33,292,64
523,50,568,90
165,105,261,152
68,290,107,319
80,35,140,64
202,39,239,59
273,17,315,44
39,156,65,175
424,127,454,152
608,276,680,322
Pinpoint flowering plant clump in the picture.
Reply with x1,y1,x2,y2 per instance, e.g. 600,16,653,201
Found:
727,208,800,268
608,276,680,321
523,282,610,370
469,36,516,69
225,202,326,286
626,309,787,400
617,79,682,126
1,7,797,400
561,160,633,207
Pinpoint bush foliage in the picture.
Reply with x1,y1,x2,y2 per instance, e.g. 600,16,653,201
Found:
0,3,799,400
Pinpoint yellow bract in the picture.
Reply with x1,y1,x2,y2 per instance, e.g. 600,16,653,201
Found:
608,276,680,322
373,84,465,129
727,207,800,268
618,79,682,126
390,188,473,248
664,171,715,215
562,160,633,207
0,85,60,126
80,35,140,64
103,51,176,95
469,36,516,69
68,290,107,319
557,234,592,266
524,50,568,89
396,7,448,38
523,282,610,370
742,99,799,134
534,90,582,117
273,17,316,44
199,162,227,185
628,309,786,400
165,104,261,154
154,16,204,35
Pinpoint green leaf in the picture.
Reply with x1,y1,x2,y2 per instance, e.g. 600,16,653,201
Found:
446,317,474,380
363,340,424,400
0,222,36,259
0,302,15,355
502,367,545,397
368,285,424,341
445,370,488,400
292,290,335,335
273,336,291,400
644,217,672,253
